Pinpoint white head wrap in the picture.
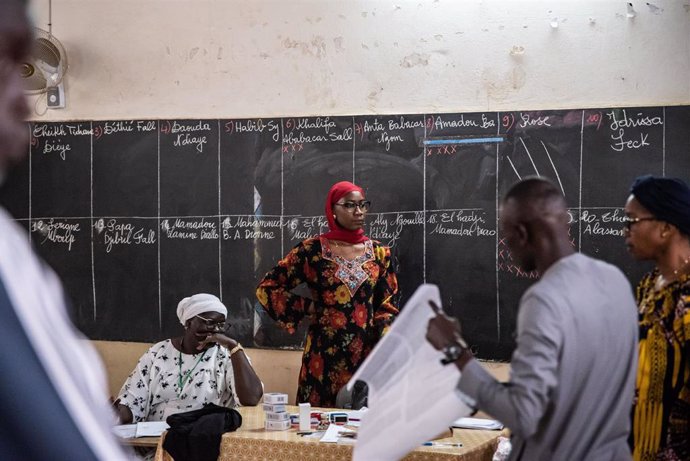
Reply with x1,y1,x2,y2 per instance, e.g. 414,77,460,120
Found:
176,293,227,326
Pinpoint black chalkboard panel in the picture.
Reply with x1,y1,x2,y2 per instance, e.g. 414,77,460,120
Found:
93,120,158,217
0,105,687,360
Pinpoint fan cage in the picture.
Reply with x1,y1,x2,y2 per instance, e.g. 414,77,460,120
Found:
21,27,68,95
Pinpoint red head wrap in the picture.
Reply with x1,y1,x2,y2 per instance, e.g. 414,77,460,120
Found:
320,181,369,244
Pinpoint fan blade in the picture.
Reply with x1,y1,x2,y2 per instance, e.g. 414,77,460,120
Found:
34,37,61,68
20,61,48,92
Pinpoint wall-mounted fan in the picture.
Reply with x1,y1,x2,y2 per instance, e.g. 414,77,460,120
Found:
20,27,68,108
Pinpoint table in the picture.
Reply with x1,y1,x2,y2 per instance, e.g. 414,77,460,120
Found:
120,436,159,448
154,406,505,461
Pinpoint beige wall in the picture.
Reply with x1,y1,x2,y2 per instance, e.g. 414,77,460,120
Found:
27,0,690,121
92,340,510,404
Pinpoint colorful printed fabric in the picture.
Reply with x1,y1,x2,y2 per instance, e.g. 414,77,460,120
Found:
256,236,399,407
632,270,690,461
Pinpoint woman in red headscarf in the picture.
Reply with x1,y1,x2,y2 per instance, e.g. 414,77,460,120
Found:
256,181,399,406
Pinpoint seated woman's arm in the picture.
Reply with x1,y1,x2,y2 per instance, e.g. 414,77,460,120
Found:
229,348,264,406
199,333,264,406
114,400,133,424
115,346,156,423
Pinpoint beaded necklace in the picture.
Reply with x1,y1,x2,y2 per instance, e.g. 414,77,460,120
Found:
672,255,690,277
653,255,690,291
177,337,208,395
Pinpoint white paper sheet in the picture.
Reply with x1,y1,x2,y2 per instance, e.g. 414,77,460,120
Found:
452,417,504,430
135,421,169,437
113,424,137,439
112,421,169,439
346,284,472,461
319,424,355,443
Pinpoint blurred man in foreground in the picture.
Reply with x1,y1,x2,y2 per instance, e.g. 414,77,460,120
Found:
0,1,130,458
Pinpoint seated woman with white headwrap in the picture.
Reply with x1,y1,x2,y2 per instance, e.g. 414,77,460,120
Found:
114,294,263,424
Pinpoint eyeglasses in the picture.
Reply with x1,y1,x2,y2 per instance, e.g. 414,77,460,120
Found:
194,314,227,331
622,216,657,231
334,200,371,212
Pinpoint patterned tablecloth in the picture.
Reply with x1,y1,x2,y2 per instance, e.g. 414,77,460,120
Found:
155,405,505,461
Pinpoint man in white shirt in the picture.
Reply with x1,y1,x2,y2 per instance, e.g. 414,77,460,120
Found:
0,1,130,458
427,177,638,461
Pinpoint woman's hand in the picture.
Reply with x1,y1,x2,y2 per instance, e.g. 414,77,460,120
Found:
195,332,238,350
111,398,133,424
196,331,264,406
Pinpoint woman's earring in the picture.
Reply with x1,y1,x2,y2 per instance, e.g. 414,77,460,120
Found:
333,215,336,219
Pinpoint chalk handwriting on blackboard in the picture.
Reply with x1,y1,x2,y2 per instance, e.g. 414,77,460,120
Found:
103,121,133,134
92,121,155,140
221,216,283,241
578,209,626,236
355,118,385,137
158,121,211,153
283,117,353,145
285,215,328,241
161,218,218,239
519,113,552,128
224,119,280,142
6,105,685,358
501,113,516,131
32,219,79,251
606,109,662,152
32,123,88,160
94,218,157,253
368,212,425,247
585,111,604,130
429,114,496,131
33,124,91,137
292,117,336,133
428,210,496,237
353,117,414,151
42,139,71,159
283,131,331,145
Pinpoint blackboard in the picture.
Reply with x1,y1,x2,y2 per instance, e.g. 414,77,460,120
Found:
2,106,688,360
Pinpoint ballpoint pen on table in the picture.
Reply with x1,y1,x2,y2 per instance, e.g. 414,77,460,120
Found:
422,442,463,447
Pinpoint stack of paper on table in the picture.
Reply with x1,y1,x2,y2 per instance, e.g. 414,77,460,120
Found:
113,421,169,439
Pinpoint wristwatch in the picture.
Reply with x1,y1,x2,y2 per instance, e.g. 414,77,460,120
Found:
441,343,466,365
228,343,244,357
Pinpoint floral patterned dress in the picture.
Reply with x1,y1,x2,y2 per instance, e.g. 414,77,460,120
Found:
256,236,399,407
631,270,690,461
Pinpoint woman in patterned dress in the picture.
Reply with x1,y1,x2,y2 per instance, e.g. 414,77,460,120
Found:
114,293,263,424
624,175,690,461
256,181,399,407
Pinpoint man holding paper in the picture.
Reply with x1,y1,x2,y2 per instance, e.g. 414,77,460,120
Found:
427,177,638,461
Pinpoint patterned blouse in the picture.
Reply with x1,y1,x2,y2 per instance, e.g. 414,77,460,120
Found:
256,236,399,407
631,270,690,461
117,340,241,422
